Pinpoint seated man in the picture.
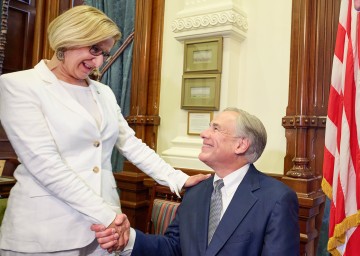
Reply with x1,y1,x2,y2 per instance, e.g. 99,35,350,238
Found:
92,107,300,256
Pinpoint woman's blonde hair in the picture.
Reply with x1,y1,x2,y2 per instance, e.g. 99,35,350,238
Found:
48,5,121,51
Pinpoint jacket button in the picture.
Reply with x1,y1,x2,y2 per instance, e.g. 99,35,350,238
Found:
93,141,100,147
93,166,100,173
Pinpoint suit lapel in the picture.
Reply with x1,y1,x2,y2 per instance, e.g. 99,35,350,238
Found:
34,61,100,129
197,178,215,254
206,165,260,256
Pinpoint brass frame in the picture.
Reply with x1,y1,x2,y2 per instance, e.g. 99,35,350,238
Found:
181,73,221,110
183,37,223,73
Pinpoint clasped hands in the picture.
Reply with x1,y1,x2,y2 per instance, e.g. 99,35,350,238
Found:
91,213,130,253
90,174,210,253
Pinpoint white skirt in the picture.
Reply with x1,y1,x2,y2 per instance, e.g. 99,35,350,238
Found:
0,238,114,256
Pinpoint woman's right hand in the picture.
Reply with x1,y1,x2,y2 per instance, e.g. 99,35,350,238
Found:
91,213,130,253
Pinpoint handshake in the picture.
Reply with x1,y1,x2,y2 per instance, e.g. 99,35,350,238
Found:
91,214,131,254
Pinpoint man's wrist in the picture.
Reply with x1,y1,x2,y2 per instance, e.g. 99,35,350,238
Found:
119,228,136,256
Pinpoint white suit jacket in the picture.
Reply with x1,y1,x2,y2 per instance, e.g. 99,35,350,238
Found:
0,60,188,253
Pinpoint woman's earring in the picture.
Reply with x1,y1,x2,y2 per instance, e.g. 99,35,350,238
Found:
56,48,65,61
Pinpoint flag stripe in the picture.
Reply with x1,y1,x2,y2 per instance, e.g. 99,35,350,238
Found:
322,0,360,254
334,24,346,63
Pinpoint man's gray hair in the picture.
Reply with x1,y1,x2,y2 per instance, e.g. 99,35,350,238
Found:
224,107,267,163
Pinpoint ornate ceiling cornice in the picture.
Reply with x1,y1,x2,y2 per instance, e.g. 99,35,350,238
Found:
172,10,248,33
171,7,248,42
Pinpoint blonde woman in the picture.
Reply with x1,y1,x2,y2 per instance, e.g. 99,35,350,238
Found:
0,6,208,255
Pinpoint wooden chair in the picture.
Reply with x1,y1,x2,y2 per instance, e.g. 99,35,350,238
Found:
146,184,184,235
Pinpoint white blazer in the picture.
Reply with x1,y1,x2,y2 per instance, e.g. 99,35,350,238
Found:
0,60,188,253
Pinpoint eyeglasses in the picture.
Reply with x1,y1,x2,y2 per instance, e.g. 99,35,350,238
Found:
208,122,242,138
89,45,111,61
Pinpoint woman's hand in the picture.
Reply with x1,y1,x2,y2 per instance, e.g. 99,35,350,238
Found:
183,173,211,188
91,213,130,253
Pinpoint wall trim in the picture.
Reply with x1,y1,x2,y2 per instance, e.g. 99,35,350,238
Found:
172,3,248,42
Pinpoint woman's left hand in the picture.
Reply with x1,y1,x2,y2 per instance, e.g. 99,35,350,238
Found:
183,173,211,188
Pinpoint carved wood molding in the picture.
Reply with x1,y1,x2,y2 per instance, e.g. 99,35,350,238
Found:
126,115,160,126
285,0,339,179
282,115,327,128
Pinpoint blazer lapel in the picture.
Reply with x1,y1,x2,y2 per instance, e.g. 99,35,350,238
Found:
206,165,260,256
34,61,100,129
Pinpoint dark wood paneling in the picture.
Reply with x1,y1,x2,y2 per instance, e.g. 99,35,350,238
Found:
119,0,166,231
283,0,340,179
59,0,83,13
32,0,82,66
2,0,35,74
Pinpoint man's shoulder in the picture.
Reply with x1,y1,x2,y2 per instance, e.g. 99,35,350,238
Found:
251,166,296,195
183,176,212,194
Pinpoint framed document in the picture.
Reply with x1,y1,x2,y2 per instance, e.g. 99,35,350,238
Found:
181,73,221,110
184,37,223,73
187,111,213,135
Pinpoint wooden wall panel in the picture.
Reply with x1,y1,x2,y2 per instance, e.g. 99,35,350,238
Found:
283,0,339,179
2,0,36,74
32,0,82,65
118,0,166,232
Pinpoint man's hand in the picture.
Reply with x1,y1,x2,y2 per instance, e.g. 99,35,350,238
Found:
91,213,130,253
184,173,211,188
91,224,118,251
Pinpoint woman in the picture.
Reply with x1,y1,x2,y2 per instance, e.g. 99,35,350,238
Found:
0,5,208,255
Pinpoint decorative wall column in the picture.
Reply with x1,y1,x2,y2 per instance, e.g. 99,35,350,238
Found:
161,0,248,170
281,0,340,255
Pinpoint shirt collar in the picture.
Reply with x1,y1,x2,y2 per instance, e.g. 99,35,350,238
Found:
213,164,250,196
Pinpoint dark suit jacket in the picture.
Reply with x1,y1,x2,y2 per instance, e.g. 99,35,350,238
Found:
132,164,300,256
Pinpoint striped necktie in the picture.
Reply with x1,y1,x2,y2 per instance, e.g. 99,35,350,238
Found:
208,179,224,244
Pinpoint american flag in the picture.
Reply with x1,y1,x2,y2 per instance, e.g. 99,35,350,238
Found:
322,0,360,255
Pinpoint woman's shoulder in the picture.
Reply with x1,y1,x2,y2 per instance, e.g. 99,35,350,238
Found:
0,68,37,87
1,68,35,78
